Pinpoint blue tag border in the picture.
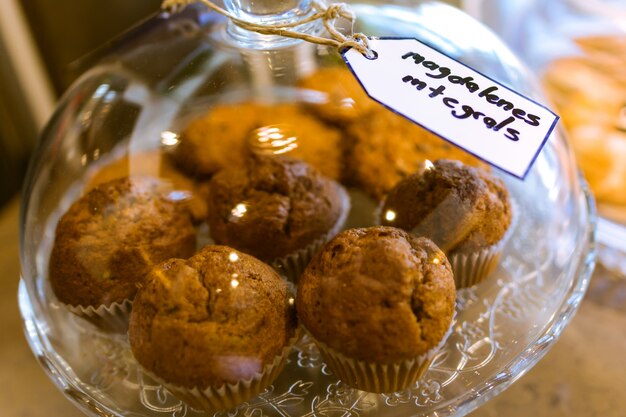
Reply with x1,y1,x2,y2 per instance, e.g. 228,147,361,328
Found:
340,37,560,180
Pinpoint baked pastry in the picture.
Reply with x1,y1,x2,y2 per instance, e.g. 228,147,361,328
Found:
207,154,349,279
379,159,513,287
171,102,262,178
543,43,626,206
86,150,208,222
297,66,378,124
171,102,344,180
296,226,455,392
346,106,489,201
49,176,197,330
129,245,298,411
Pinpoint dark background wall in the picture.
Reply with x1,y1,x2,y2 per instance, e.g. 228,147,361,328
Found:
0,0,161,208
20,0,162,94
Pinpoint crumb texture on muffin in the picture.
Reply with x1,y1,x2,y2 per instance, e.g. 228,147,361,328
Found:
347,109,488,200
297,66,378,123
207,155,344,261
297,226,455,363
86,150,208,222
129,245,297,389
49,176,197,307
381,159,512,254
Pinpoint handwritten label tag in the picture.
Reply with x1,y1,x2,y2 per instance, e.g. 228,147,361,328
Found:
342,38,559,179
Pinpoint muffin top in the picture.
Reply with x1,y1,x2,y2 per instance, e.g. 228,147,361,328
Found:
49,176,197,307
347,107,488,200
380,159,512,254
129,245,298,388
297,66,378,124
207,155,345,262
296,226,456,363
86,150,208,223
171,102,344,180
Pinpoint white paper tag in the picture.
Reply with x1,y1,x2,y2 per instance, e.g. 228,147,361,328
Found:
342,38,559,179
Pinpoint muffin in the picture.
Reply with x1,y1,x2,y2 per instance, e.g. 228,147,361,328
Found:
297,226,456,393
129,245,298,411
252,104,345,181
379,159,513,287
347,106,489,200
86,150,208,222
297,66,378,124
207,154,349,280
171,102,262,178
49,176,197,331
171,102,344,180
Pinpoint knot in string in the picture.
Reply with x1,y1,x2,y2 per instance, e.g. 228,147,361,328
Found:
161,0,373,57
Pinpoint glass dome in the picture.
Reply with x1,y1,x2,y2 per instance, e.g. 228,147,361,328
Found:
19,1,594,417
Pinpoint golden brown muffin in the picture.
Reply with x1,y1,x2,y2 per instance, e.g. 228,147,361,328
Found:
297,66,378,124
171,102,262,178
171,102,344,180
129,245,298,388
379,159,512,255
86,150,208,222
256,104,345,181
297,226,456,364
347,106,489,201
207,154,346,262
49,176,197,308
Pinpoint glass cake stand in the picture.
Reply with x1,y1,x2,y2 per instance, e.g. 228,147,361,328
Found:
19,1,596,417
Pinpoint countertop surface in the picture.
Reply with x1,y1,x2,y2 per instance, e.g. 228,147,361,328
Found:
2,197,625,417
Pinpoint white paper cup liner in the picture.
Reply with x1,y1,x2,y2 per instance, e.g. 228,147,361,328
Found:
152,329,301,412
449,243,504,289
65,299,133,333
311,320,453,394
272,184,350,282
449,200,517,289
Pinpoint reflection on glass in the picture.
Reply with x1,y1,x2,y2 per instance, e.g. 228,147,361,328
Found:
160,131,180,146
249,124,298,155
230,203,248,219
384,210,397,222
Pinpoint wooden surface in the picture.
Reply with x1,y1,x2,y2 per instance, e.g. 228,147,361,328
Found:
2,196,625,417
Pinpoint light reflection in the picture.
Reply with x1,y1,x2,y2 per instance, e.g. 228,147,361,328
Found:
104,91,117,103
167,191,191,201
80,154,88,166
432,257,440,265
424,159,434,171
230,203,247,218
93,84,110,99
288,297,295,306
249,124,298,155
338,97,356,109
230,278,239,288
228,252,239,262
384,210,397,222
161,131,180,146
